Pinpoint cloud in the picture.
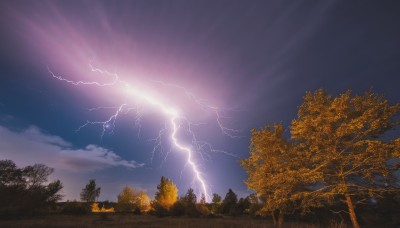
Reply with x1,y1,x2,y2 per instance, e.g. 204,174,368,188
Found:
0,125,144,172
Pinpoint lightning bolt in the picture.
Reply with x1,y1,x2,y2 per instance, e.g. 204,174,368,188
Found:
47,62,240,201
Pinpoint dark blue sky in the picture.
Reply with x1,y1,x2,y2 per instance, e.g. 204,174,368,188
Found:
0,0,399,201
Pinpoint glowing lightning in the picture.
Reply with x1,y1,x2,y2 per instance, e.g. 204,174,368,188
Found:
48,63,240,201
170,117,208,199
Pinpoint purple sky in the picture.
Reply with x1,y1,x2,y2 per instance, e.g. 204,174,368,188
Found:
0,0,399,201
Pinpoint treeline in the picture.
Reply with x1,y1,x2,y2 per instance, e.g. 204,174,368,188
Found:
0,159,260,218
0,160,257,218
60,176,261,217
3,157,400,226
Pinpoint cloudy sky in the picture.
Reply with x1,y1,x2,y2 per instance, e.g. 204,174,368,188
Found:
0,0,399,201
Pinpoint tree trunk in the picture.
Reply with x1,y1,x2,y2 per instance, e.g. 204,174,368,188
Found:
345,194,360,228
271,210,284,227
271,211,276,227
277,211,284,228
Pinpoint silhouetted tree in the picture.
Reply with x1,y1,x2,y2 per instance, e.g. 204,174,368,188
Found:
237,196,251,214
80,179,100,203
221,189,238,215
46,180,63,203
0,160,23,186
0,160,63,216
170,197,186,216
241,89,400,227
211,193,222,214
196,193,210,216
184,188,197,204
183,188,198,216
23,164,51,187
200,193,206,204
247,193,262,216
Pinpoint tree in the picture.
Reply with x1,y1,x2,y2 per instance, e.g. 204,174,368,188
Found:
237,196,251,214
155,176,178,211
116,185,136,212
183,188,198,216
46,180,63,203
211,193,222,214
137,191,151,213
241,123,313,226
0,160,22,186
116,185,150,213
80,179,101,203
241,89,400,227
247,193,262,216
184,188,197,205
212,193,222,204
0,160,63,215
221,189,238,215
199,193,206,205
23,164,53,188
170,197,186,216
196,193,210,216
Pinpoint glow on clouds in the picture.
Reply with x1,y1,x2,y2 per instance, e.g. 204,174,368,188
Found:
0,125,143,172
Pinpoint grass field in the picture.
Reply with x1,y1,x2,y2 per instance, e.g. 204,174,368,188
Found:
0,214,345,228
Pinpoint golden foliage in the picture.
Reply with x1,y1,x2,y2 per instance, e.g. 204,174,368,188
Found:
91,202,115,213
241,89,400,226
91,202,100,212
137,191,151,212
117,185,150,213
155,176,178,210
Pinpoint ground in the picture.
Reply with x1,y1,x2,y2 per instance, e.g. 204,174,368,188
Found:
0,214,333,228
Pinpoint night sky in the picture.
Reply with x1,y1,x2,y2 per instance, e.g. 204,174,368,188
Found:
0,1,399,201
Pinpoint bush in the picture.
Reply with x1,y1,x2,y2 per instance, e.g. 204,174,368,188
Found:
151,202,169,217
185,204,200,217
196,204,210,216
133,206,141,215
62,201,88,215
170,201,185,216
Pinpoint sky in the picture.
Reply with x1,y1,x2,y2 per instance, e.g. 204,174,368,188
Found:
0,0,399,201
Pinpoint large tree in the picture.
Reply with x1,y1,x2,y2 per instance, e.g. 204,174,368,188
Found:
241,123,318,226
241,89,400,227
154,176,178,210
80,179,101,203
0,160,63,215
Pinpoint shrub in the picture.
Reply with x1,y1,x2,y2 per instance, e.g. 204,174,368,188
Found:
170,200,185,216
62,201,88,215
